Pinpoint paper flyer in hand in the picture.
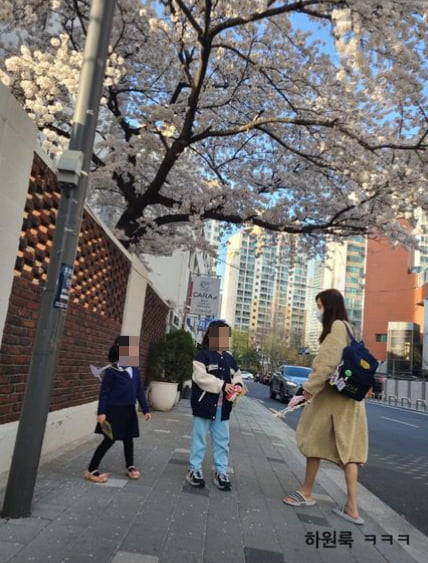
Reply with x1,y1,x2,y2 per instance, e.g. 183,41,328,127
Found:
100,420,113,440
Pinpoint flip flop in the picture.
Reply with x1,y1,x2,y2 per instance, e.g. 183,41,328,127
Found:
283,490,316,507
332,507,365,525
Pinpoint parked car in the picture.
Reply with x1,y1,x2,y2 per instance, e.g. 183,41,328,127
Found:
240,370,254,381
270,365,311,403
369,361,386,398
372,373,385,398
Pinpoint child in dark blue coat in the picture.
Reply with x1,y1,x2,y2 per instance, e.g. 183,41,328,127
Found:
186,321,243,490
84,336,151,483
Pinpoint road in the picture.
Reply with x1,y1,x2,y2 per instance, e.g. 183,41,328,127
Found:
245,380,428,537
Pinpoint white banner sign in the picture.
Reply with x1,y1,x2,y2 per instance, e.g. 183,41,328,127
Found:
190,276,220,316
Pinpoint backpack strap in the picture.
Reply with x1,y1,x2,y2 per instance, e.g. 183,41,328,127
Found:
342,321,355,343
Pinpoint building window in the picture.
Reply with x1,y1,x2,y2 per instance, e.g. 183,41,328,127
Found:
375,334,387,342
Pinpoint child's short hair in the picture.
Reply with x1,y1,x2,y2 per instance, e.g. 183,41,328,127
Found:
108,335,130,362
201,320,231,348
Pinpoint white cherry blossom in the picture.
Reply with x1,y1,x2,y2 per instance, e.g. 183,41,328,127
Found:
0,0,426,257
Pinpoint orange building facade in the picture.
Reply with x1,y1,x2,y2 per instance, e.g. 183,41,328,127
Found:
362,237,426,365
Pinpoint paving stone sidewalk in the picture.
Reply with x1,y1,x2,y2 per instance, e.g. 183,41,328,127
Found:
0,396,427,563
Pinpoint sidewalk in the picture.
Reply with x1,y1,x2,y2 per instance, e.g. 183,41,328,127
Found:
1,396,427,563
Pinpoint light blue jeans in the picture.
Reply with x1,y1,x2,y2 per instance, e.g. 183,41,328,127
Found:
189,406,230,474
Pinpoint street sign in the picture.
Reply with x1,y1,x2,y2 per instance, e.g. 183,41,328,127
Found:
190,276,220,316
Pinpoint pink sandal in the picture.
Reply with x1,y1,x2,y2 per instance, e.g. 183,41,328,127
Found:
84,470,108,483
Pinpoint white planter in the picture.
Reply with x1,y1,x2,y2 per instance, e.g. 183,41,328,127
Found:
149,381,178,411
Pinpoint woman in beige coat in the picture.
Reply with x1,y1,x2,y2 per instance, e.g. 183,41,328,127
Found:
283,289,368,525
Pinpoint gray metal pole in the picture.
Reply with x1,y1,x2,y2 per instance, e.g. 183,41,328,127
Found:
1,0,116,518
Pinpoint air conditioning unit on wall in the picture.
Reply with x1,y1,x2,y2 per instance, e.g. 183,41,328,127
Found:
169,311,180,328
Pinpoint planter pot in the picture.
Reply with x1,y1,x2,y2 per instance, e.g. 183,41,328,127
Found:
149,381,179,411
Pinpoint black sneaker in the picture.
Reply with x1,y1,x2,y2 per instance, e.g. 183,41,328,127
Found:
213,472,231,491
186,470,205,488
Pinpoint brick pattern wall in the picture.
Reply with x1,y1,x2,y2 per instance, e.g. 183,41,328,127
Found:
140,285,169,382
15,155,58,285
15,154,129,322
0,154,130,424
72,216,130,321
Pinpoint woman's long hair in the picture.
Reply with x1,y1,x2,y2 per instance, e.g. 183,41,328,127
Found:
201,320,231,349
316,289,349,343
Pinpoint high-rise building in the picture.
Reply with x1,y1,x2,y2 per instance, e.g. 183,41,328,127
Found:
203,220,221,276
323,237,367,329
304,260,323,353
220,228,308,348
303,237,367,352
411,208,428,274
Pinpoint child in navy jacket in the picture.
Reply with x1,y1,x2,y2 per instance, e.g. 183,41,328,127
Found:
84,336,151,483
186,321,243,490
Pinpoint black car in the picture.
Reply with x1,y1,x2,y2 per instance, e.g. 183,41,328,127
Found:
269,365,311,403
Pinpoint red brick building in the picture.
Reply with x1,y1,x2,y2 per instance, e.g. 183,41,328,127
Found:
363,237,426,370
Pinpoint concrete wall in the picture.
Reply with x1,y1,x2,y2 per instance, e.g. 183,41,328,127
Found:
0,82,38,339
121,255,150,336
143,250,191,324
0,401,97,478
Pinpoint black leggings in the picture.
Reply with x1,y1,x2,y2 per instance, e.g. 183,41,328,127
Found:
88,436,134,472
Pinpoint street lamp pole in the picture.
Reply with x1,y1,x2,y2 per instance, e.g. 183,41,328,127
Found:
1,0,116,518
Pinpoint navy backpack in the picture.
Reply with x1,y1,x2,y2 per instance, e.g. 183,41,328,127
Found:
329,322,379,401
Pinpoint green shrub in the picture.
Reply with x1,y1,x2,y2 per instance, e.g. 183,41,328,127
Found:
147,329,196,384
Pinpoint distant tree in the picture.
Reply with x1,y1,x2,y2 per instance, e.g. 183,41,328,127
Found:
231,330,250,360
240,348,261,374
1,1,427,255
231,330,260,372
260,331,288,371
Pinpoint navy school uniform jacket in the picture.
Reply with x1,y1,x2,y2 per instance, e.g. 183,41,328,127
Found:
97,364,150,415
191,348,243,421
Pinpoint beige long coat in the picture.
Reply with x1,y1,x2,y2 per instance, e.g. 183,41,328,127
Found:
296,320,368,466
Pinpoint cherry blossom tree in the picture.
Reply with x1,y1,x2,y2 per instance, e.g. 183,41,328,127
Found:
1,0,427,255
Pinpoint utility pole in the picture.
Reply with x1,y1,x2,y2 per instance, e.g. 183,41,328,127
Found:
1,0,116,518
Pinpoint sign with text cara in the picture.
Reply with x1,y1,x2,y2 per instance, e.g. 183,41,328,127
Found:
190,276,220,316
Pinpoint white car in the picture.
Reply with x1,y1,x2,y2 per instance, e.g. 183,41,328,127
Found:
240,370,254,381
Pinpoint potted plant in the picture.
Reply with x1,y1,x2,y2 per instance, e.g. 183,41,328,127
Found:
147,329,196,411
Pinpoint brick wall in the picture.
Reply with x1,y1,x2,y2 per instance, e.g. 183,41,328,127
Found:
363,236,424,361
0,276,122,423
0,154,130,424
